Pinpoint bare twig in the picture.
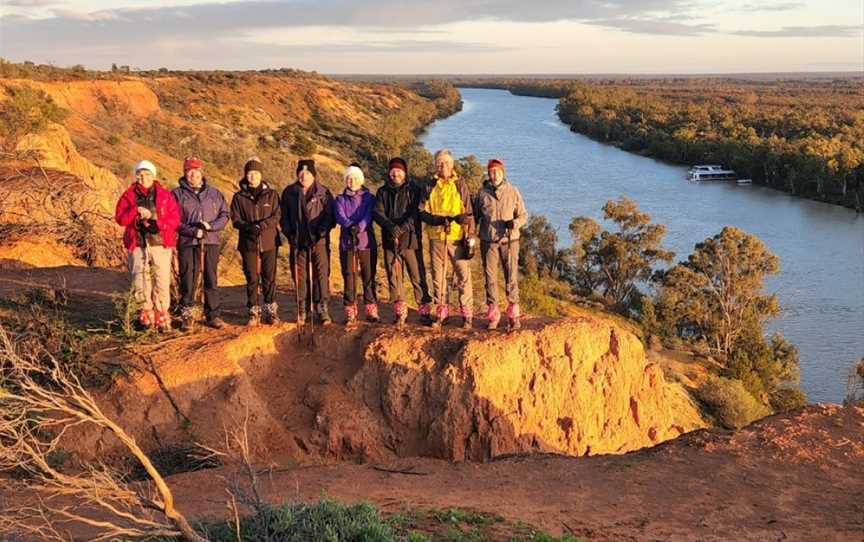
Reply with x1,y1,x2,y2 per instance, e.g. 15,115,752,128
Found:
0,327,209,541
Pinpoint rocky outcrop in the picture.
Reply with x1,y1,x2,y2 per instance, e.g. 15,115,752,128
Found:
350,318,704,460
67,316,705,465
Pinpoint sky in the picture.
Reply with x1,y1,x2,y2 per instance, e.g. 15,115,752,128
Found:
0,0,861,74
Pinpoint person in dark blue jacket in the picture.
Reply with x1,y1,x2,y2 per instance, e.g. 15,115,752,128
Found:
172,156,229,330
334,165,378,325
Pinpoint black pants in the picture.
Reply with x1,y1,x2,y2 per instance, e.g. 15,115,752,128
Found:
384,248,428,305
340,248,377,305
413,245,433,305
178,244,220,317
290,240,329,311
241,249,277,307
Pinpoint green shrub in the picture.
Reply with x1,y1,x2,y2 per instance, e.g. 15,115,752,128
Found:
769,387,807,413
0,84,69,143
200,500,394,542
520,274,568,317
696,376,771,429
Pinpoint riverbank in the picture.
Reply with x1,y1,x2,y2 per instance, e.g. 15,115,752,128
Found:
420,87,864,404
451,78,864,211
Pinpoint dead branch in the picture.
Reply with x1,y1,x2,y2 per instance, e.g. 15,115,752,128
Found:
0,327,209,541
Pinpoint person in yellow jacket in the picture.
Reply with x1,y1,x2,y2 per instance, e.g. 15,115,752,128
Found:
419,149,475,329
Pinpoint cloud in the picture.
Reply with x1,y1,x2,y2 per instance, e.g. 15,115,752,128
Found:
732,25,863,37
735,2,804,11
591,17,715,36
3,0,62,6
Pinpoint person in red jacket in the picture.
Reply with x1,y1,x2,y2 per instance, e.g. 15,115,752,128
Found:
114,160,181,331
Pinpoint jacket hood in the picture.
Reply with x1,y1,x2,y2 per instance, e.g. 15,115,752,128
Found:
342,186,371,198
238,178,271,194
178,176,210,192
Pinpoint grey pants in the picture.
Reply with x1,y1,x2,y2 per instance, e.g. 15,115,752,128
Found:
128,245,173,313
384,248,427,305
481,239,520,306
429,239,472,313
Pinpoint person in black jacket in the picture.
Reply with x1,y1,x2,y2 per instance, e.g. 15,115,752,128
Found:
229,157,282,326
280,159,334,325
373,157,433,326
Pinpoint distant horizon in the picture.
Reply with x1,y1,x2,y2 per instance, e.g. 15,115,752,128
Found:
4,59,861,80
1,0,860,74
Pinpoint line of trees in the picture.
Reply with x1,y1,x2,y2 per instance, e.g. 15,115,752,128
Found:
556,80,864,209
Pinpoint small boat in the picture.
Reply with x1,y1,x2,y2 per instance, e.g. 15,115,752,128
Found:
688,165,738,182
736,178,753,185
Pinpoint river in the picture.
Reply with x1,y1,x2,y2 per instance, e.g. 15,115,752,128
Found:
421,87,864,404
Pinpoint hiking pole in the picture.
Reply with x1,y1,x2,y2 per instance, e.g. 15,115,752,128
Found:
438,218,451,332
350,230,359,322
197,235,205,325
393,234,403,324
293,244,302,345
306,245,315,349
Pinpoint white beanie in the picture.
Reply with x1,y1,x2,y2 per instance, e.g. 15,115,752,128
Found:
344,165,364,184
134,160,157,177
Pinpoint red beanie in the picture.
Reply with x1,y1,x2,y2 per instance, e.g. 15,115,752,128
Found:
388,157,407,174
487,158,505,171
183,156,204,172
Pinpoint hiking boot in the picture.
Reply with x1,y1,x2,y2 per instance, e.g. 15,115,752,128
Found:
155,310,172,332
247,306,261,327
207,316,226,329
138,309,155,329
486,304,501,331
344,303,358,327
317,303,332,326
365,303,380,323
263,303,280,325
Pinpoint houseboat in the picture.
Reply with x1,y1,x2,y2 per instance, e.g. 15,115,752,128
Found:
687,165,738,182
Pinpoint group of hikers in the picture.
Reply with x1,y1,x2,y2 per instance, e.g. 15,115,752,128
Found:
114,149,527,333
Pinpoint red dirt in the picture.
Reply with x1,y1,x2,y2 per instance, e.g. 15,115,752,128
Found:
143,404,864,541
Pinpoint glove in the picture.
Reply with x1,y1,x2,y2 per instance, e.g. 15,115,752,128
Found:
455,214,470,226
349,224,361,238
504,219,515,230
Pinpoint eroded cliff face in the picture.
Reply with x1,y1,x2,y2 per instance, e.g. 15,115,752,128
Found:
351,318,704,460
66,316,705,464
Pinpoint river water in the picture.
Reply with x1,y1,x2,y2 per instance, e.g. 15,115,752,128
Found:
421,88,864,404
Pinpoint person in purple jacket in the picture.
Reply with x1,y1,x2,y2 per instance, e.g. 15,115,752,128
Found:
172,156,229,330
334,164,379,325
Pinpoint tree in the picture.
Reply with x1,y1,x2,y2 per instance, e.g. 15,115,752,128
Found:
519,215,570,278
569,197,673,311
655,226,780,358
